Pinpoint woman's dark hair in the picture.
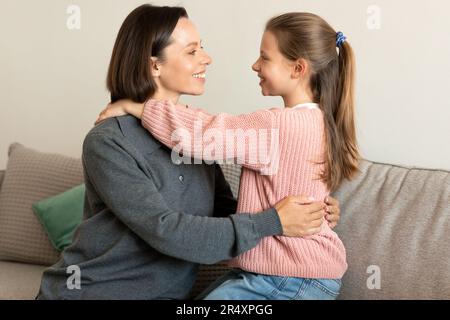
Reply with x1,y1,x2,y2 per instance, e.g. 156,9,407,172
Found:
107,4,188,103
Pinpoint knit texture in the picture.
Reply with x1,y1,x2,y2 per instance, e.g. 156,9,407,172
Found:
142,100,347,279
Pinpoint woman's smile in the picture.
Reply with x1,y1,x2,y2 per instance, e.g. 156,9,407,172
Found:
193,71,206,81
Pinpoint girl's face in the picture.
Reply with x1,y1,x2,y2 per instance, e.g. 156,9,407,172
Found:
252,31,297,97
154,18,212,100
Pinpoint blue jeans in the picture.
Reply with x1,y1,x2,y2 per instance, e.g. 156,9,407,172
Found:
197,269,342,300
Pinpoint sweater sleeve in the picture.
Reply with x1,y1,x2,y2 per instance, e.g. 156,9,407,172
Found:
82,132,282,265
141,100,280,174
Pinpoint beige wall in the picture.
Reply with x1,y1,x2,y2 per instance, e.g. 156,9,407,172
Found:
1,0,449,170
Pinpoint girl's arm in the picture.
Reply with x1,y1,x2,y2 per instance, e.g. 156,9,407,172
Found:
141,99,280,174
95,99,280,174
95,100,342,227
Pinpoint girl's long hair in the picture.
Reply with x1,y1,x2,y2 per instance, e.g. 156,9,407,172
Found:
266,12,360,192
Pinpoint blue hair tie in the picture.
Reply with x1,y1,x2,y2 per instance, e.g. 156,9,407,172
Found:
336,31,346,47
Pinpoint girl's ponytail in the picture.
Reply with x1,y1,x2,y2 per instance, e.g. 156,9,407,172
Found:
331,40,360,191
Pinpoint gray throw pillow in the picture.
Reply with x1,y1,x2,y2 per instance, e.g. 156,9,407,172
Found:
0,143,83,265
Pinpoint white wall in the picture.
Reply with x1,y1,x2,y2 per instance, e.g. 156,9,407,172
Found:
1,0,449,170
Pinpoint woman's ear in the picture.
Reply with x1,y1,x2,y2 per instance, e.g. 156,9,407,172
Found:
292,58,308,79
150,57,161,77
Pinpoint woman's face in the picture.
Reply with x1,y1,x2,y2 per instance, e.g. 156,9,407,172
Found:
154,18,212,100
252,31,296,97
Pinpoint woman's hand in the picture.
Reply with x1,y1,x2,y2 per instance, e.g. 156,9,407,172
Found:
95,99,145,125
275,195,341,237
324,196,341,229
275,196,326,237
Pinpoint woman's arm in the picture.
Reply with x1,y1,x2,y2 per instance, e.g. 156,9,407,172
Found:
83,131,283,264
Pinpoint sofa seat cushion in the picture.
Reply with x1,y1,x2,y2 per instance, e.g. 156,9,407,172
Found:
0,261,47,300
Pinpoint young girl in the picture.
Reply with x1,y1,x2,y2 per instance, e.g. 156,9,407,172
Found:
97,12,360,300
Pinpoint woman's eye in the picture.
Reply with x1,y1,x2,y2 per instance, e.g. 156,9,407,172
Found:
190,45,205,55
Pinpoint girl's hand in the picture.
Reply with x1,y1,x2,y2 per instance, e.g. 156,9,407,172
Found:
95,99,145,125
324,196,341,229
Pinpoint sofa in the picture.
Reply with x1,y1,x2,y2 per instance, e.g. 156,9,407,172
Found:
0,143,449,300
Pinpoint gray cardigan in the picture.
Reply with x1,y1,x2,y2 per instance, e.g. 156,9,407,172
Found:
38,115,282,299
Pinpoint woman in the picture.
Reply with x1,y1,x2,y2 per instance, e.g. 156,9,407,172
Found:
37,4,341,300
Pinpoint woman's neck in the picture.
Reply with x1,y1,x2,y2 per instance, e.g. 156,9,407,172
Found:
151,89,180,105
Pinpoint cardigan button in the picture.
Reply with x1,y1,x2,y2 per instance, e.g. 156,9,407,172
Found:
178,175,184,183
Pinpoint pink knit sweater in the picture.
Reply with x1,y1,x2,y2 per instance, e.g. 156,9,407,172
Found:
141,100,347,279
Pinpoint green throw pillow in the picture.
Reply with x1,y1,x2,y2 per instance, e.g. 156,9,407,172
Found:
32,184,85,251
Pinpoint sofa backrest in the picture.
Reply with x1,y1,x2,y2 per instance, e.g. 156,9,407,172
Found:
332,160,450,299
0,170,4,189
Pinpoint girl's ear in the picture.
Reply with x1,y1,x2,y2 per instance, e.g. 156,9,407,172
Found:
150,57,161,77
292,58,308,79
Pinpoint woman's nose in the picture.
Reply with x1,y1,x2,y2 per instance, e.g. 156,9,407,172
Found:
202,51,212,66
252,59,260,72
